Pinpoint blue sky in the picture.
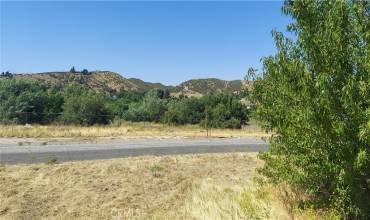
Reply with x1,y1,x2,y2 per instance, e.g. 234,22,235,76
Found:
1,1,291,85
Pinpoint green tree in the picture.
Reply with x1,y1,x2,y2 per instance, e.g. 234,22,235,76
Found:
43,89,64,123
122,89,167,122
163,89,171,99
81,69,89,75
61,84,112,125
70,66,76,73
122,102,147,122
0,79,57,124
252,0,370,218
2,71,13,78
163,97,203,124
142,90,167,122
200,92,249,129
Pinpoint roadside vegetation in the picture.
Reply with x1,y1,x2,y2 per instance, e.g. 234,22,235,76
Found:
251,0,370,218
0,121,266,138
0,153,336,219
0,79,250,129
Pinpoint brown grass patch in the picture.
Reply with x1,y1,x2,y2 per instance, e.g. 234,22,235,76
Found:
0,122,268,138
0,153,332,220
0,153,261,219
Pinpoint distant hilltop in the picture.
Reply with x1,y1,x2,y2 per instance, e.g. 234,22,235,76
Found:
1,71,248,94
178,78,249,95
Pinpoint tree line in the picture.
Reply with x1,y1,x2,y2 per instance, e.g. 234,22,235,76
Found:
0,79,250,128
1,71,13,78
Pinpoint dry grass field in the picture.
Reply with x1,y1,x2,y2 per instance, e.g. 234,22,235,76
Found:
0,153,334,220
0,122,268,139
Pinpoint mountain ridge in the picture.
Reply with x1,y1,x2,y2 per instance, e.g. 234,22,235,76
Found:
1,71,247,94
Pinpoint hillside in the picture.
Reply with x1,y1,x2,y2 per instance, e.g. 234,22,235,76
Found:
127,78,176,92
10,71,138,93
3,71,247,94
177,78,246,94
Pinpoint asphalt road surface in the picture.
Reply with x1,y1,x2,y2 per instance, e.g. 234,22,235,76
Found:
0,137,269,164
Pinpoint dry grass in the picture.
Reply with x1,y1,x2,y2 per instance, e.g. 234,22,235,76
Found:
186,180,339,220
0,122,268,138
185,180,281,220
0,153,334,220
0,153,260,220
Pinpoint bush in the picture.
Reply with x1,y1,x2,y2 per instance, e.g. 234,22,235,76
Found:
1,71,13,78
122,102,147,122
202,93,249,129
61,85,112,125
81,69,89,75
0,79,60,124
252,1,370,218
163,97,203,125
123,90,167,122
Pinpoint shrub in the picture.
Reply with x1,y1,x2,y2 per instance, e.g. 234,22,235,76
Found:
81,69,89,75
202,93,249,129
252,1,370,218
61,85,112,125
0,79,59,124
163,97,203,125
0,71,13,78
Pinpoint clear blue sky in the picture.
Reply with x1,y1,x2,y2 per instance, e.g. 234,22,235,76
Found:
1,1,291,85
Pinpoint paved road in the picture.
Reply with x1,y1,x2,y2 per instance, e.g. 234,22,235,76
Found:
0,137,269,164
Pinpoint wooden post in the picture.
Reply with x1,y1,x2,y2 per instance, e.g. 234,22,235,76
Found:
205,107,209,137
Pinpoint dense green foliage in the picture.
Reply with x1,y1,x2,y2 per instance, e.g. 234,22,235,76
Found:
1,71,13,78
61,85,112,125
81,69,90,75
252,0,369,218
0,79,250,128
0,80,63,124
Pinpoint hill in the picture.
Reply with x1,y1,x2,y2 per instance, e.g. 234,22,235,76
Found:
177,78,247,94
9,71,138,93
2,71,247,94
127,78,176,92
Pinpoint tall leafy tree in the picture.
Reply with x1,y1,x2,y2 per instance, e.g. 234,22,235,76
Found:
61,84,112,125
163,97,203,124
252,0,370,218
0,79,54,124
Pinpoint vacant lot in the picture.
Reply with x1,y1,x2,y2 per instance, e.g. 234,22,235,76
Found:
0,153,329,220
0,153,260,219
0,122,268,138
